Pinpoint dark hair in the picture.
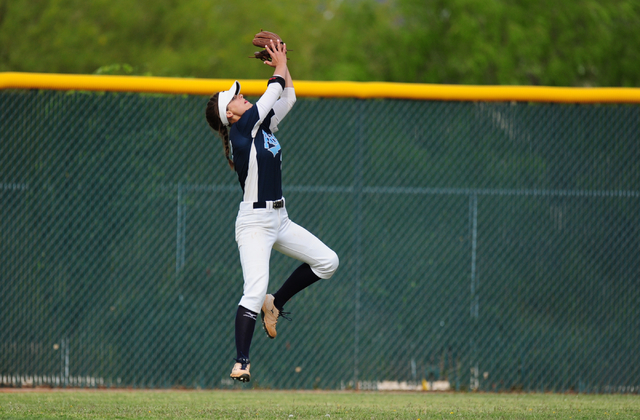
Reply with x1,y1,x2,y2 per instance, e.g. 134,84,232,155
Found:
205,92,234,170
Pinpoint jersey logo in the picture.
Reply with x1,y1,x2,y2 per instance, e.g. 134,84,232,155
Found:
263,130,281,157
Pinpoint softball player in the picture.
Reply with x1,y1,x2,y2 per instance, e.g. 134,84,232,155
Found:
205,40,339,383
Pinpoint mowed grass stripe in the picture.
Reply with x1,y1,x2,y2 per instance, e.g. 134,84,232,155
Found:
0,390,638,419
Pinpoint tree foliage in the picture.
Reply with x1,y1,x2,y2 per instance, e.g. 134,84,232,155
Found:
0,0,639,86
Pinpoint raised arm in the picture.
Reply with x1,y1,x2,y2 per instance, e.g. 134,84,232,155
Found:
267,42,296,132
254,40,289,121
249,39,290,138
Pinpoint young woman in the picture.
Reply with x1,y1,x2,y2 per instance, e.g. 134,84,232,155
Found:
205,40,339,383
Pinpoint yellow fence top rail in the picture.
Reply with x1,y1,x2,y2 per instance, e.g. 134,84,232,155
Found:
1,72,640,103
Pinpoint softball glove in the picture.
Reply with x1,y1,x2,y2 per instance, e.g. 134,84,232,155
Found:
249,30,288,61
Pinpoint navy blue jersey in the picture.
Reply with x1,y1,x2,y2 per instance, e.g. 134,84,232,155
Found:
229,77,296,203
230,107,282,202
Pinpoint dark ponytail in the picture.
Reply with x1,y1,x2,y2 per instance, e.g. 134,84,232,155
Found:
205,93,234,170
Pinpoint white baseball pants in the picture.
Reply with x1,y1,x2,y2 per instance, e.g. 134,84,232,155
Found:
235,199,339,313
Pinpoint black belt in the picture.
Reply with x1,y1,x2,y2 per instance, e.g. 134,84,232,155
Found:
253,199,284,209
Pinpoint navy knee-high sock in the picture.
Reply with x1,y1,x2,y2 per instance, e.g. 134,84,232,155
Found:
272,263,321,310
235,305,257,361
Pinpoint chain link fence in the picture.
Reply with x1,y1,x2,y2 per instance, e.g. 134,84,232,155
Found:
1,88,639,392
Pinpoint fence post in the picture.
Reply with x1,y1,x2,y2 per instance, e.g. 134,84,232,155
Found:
469,194,479,390
353,100,365,389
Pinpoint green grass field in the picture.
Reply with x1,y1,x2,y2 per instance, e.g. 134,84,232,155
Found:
0,389,638,419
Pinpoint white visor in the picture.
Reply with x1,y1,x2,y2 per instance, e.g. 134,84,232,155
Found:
218,81,241,126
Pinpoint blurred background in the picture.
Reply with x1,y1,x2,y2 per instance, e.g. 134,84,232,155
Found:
0,0,639,86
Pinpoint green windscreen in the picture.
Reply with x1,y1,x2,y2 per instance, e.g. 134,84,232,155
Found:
1,89,638,392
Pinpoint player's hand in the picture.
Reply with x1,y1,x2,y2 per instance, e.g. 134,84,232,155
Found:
264,39,287,67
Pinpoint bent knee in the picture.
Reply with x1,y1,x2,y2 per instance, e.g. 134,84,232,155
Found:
314,250,339,279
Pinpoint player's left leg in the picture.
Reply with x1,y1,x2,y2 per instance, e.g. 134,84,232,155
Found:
260,264,312,339
272,209,339,282
271,263,320,311
261,209,339,337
